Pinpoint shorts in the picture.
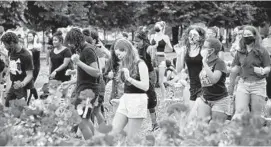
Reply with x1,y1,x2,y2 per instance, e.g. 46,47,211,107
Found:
116,93,148,118
5,86,28,107
146,83,157,109
200,96,230,114
156,54,166,68
237,78,267,98
189,87,202,101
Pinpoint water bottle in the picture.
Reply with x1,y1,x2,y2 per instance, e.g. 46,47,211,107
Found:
174,83,184,102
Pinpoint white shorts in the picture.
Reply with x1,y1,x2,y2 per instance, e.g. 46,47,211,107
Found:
116,93,148,118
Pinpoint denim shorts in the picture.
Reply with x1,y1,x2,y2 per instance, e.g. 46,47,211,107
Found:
237,78,267,98
200,96,230,114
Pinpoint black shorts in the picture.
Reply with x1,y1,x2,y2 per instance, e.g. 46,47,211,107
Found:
5,86,27,107
147,83,157,109
189,87,202,101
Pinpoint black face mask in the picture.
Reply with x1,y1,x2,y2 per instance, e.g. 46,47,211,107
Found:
243,36,255,45
154,27,160,32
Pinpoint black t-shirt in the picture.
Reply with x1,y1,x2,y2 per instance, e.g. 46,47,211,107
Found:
9,48,34,89
76,43,100,96
50,48,72,82
199,59,228,101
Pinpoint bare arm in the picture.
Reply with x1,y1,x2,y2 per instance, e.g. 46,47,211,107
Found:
22,70,33,86
127,62,149,91
228,65,241,95
53,58,71,73
176,47,186,73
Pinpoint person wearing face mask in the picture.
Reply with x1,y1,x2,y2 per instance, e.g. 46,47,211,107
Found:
1,32,34,107
49,31,72,82
175,25,206,121
230,25,271,120
197,38,228,123
206,27,225,60
150,21,173,101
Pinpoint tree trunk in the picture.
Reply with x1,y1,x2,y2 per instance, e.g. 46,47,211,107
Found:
132,30,135,41
172,26,179,46
42,30,45,53
104,29,106,41
180,25,183,40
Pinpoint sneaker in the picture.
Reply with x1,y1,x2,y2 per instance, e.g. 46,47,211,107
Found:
151,123,159,132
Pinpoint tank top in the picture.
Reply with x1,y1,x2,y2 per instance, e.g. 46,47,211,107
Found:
185,49,203,89
124,60,146,93
151,39,166,52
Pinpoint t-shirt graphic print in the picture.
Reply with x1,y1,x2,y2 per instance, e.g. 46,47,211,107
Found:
199,66,214,87
9,58,22,75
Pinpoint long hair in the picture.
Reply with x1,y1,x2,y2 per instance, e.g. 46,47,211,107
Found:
180,25,206,55
135,30,150,59
239,25,263,53
114,39,140,81
26,31,36,47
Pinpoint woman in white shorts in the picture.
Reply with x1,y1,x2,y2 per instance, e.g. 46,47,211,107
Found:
109,39,149,143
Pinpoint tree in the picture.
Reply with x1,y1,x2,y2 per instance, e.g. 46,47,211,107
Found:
0,1,26,30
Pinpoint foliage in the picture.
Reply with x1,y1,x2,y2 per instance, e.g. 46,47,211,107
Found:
0,1,26,30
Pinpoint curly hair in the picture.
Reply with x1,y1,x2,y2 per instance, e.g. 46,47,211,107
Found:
90,30,99,44
64,28,85,48
180,25,206,54
1,32,19,44
82,28,93,44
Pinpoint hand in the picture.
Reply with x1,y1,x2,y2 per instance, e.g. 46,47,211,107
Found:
254,67,264,75
50,71,57,79
71,54,80,64
65,69,75,76
13,81,24,89
122,68,130,81
108,71,114,79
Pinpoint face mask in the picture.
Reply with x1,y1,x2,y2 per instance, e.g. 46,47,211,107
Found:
189,35,199,44
154,27,160,32
243,36,255,45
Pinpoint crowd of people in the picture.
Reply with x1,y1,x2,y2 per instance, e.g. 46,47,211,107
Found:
0,21,271,145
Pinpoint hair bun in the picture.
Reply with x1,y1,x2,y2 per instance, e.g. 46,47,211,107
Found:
82,29,91,36
54,31,63,36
